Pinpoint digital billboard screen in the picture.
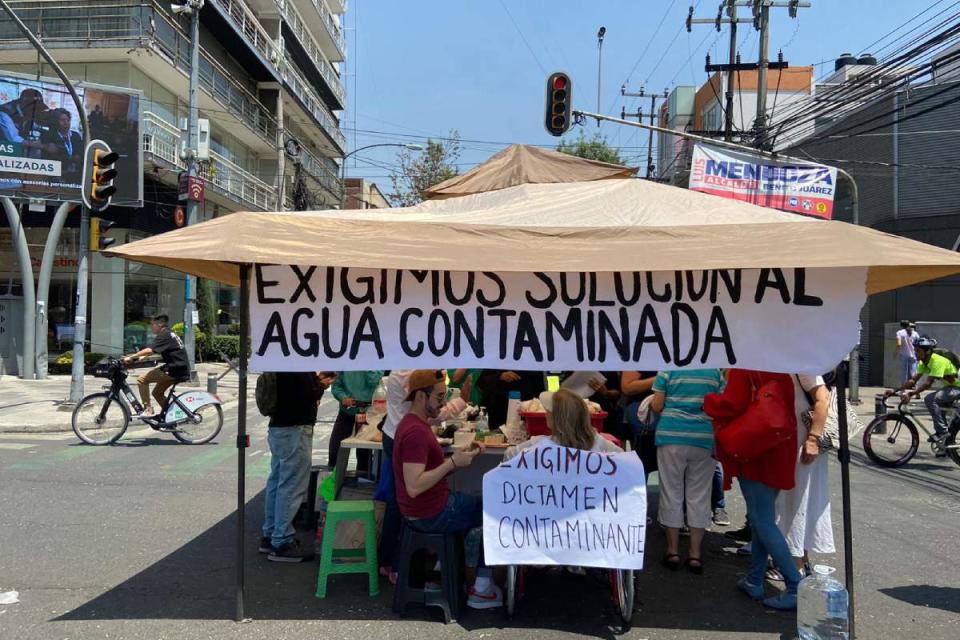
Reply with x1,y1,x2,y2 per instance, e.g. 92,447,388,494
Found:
0,72,142,207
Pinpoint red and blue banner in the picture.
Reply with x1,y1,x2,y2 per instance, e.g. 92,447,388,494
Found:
689,144,837,219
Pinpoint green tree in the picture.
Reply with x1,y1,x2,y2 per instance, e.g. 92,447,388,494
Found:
197,278,217,337
390,131,461,206
556,130,624,165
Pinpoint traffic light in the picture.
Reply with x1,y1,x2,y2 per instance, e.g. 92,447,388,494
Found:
82,139,119,211
544,72,572,137
90,217,117,251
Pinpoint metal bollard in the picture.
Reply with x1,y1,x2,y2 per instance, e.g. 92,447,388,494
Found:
207,371,218,395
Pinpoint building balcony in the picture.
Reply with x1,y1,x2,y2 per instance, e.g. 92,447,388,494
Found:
280,0,345,109
298,144,342,202
0,0,278,152
284,0,345,62
143,111,276,210
206,0,282,82
282,56,346,153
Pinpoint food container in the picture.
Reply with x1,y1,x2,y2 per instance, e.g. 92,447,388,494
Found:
520,411,608,437
453,430,476,447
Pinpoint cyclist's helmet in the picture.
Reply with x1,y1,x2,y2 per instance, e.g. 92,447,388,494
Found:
915,335,938,350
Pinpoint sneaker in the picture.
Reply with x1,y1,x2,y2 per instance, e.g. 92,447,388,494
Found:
467,584,503,610
258,536,274,554
736,542,753,556
725,525,752,543
928,432,947,443
713,508,731,527
267,539,314,563
737,577,765,601
762,593,798,610
765,568,785,582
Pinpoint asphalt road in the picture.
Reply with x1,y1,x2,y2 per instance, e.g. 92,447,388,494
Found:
0,396,958,640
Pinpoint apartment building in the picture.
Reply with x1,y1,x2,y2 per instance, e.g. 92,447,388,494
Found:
0,0,346,358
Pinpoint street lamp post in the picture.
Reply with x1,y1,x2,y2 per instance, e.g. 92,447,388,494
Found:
596,26,606,126
340,143,424,208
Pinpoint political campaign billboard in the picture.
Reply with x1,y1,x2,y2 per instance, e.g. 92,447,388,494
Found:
0,71,142,207
689,144,837,220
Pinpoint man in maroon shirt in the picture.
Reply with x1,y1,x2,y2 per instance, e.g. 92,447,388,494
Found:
393,369,502,609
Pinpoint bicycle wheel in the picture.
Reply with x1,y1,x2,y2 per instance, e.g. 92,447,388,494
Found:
945,426,960,468
172,402,223,444
613,569,635,628
862,414,919,467
72,392,129,445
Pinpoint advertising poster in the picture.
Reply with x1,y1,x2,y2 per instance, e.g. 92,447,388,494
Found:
0,72,142,206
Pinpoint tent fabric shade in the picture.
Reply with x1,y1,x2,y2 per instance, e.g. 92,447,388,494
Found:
104,179,960,295
423,143,638,199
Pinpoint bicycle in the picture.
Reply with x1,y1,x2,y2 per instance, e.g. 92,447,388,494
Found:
71,356,223,446
862,394,960,468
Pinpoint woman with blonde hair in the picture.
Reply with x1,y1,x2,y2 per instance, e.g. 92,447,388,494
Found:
504,389,622,461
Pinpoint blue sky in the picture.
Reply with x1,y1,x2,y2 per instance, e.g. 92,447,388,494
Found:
341,1,941,188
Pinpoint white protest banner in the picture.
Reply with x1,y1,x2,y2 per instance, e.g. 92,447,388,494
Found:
689,144,839,219
481,443,647,570
250,265,866,373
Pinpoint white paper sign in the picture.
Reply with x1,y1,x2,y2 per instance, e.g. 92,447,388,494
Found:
481,443,647,570
250,265,866,373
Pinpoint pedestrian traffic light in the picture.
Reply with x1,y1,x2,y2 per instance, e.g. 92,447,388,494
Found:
90,217,117,251
82,139,119,211
544,72,572,137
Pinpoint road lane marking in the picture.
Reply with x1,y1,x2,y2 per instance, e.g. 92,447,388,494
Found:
8,444,101,470
169,444,238,475
0,443,36,450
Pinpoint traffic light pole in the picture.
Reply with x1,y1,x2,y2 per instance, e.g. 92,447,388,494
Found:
182,0,204,382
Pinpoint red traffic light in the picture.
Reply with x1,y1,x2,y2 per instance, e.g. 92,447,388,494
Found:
544,72,573,137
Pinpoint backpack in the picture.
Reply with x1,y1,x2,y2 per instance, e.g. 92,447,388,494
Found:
933,348,960,371
255,372,278,417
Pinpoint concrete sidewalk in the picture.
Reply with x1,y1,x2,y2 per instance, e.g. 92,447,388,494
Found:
0,362,243,433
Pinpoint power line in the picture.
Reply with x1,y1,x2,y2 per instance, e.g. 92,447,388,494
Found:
496,0,547,75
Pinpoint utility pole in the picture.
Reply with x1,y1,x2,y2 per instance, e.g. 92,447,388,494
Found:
176,0,204,382
621,85,668,178
687,2,753,142
750,0,811,149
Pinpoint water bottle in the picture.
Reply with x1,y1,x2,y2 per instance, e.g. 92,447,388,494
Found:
506,390,522,429
475,407,489,439
366,377,388,426
798,565,849,640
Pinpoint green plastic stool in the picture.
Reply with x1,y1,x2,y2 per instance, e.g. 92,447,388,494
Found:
315,500,380,598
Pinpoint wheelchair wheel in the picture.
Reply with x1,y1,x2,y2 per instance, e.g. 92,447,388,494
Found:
612,568,635,628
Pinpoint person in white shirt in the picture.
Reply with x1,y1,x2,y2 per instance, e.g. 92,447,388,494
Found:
378,369,471,583
896,321,918,384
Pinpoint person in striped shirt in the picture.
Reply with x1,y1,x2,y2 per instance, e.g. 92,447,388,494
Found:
650,369,724,575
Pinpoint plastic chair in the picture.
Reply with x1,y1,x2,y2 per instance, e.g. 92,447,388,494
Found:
315,500,379,598
392,521,462,623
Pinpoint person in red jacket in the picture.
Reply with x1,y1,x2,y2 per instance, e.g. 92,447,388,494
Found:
704,369,800,611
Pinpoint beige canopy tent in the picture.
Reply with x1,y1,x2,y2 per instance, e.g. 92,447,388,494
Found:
104,177,960,626
108,178,960,295
424,144,637,199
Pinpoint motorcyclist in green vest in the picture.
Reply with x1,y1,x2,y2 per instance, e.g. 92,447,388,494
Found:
886,336,959,449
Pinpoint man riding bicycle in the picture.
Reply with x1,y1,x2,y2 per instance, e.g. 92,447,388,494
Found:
885,335,959,450
122,314,190,417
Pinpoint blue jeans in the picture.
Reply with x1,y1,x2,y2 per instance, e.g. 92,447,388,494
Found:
409,492,484,568
739,478,801,595
924,387,960,436
711,462,725,511
900,355,917,385
262,425,313,548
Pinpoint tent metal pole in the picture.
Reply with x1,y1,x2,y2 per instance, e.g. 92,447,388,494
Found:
236,264,250,622
835,360,856,638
